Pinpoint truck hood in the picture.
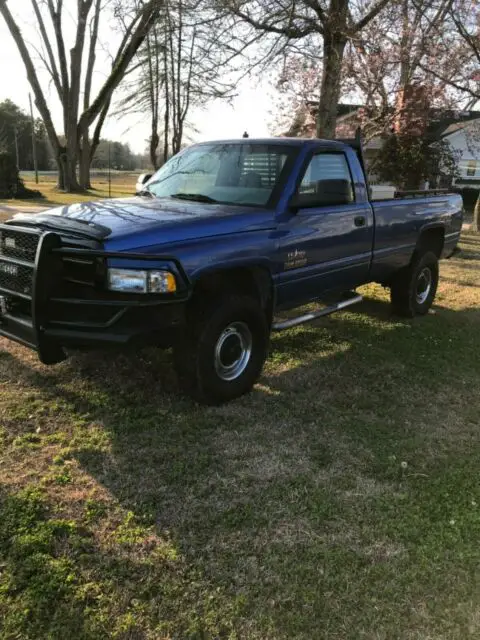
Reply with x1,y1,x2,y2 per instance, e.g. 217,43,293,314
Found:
15,197,274,249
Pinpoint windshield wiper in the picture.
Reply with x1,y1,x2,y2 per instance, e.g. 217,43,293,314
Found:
171,193,219,203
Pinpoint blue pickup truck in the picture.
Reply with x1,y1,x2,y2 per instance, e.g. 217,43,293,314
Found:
0,136,463,403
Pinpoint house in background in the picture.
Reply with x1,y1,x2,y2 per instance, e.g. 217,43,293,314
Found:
283,102,480,189
438,119,480,190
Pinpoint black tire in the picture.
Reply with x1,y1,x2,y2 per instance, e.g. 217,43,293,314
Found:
390,250,439,317
173,294,269,405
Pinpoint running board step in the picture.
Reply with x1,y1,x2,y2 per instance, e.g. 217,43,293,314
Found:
272,293,363,331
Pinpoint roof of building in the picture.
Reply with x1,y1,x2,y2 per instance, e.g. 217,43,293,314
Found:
427,110,480,139
293,102,480,141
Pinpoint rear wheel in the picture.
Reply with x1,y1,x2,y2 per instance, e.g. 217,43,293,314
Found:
173,294,269,404
390,250,439,317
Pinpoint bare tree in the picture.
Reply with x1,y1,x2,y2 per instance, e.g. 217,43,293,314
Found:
120,0,244,169
226,0,393,138
0,0,161,191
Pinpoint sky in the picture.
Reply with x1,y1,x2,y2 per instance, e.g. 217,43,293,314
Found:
0,2,274,154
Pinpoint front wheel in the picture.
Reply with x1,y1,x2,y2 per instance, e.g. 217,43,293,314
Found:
390,250,439,317
173,295,269,404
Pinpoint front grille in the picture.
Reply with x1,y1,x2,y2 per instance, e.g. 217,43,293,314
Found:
0,228,39,298
0,229,39,262
0,260,34,295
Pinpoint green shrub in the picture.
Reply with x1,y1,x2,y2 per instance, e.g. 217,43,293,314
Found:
372,134,460,191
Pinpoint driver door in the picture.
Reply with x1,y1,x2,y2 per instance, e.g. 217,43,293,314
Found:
275,149,374,308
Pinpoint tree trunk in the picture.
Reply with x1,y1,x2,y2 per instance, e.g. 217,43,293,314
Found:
150,130,160,170
79,152,91,190
473,191,480,233
56,153,67,190
79,136,92,189
163,35,170,166
56,148,81,192
316,31,346,139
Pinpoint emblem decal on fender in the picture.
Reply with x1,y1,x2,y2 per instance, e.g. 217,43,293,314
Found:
285,249,307,270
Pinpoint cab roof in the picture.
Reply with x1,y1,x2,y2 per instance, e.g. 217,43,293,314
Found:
192,137,351,150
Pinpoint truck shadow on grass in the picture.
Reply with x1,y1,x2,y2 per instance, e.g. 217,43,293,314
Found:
1,289,480,638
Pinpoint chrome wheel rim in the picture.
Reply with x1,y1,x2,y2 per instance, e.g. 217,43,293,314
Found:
214,321,252,381
416,267,432,304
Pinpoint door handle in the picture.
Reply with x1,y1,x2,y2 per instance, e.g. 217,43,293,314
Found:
354,216,366,227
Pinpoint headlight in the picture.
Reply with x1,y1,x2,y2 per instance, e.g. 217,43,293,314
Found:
107,268,176,293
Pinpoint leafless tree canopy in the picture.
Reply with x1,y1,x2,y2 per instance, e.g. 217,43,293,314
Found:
224,0,394,137
0,0,162,191
1,0,479,191
119,0,248,169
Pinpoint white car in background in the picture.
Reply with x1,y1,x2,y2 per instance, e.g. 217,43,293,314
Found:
135,173,153,195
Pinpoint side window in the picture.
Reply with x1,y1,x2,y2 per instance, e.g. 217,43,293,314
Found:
297,153,354,207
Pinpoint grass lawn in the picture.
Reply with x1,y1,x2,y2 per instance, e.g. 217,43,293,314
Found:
0,234,479,639
0,172,137,210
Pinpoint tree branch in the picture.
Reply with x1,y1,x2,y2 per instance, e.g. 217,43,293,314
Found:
47,0,70,133
78,0,161,134
229,6,320,39
451,9,480,64
417,60,480,100
353,0,392,33
90,98,110,161
0,0,59,152
69,0,95,141
84,0,102,110
47,0,69,94
30,0,63,100
302,0,327,28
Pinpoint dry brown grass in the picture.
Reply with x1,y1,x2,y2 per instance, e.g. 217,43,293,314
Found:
0,171,137,213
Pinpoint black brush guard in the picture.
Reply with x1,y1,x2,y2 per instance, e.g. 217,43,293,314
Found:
0,224,190,364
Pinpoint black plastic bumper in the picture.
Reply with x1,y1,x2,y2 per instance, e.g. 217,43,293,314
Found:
0,224,190,363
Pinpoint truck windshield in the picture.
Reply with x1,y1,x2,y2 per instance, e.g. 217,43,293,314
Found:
144,143,296,207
